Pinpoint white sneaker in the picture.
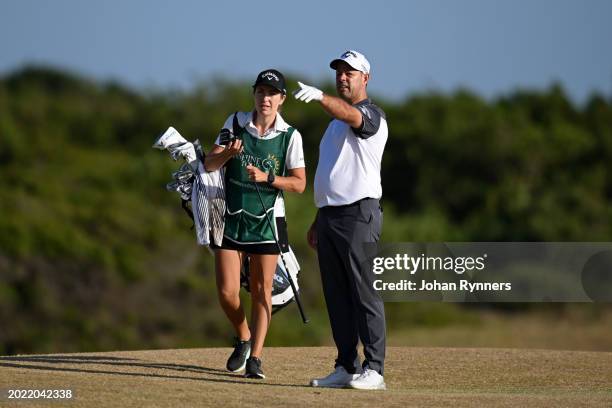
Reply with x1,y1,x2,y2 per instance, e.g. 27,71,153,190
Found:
348,369,386,390
310,366,361,388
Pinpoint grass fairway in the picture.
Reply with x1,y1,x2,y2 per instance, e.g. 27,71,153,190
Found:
1,346,611,407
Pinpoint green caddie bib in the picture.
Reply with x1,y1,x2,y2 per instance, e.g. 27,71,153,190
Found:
223,114,293,244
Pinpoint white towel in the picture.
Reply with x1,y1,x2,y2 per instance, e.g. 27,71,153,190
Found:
155,126,226,246
192,162,225,246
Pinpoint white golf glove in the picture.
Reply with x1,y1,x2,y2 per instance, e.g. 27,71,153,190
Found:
293,81,323,103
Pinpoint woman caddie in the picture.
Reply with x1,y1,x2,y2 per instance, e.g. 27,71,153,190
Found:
204,69,306,379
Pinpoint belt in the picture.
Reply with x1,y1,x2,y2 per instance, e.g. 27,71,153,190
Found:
321,197,379,210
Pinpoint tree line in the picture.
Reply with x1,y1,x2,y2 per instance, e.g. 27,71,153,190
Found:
0,66,610,354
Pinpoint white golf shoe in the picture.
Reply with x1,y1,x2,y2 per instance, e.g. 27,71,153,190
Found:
348,369,386,390
310,366,361,388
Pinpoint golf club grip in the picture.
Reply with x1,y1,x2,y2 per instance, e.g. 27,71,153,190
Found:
253,182,309,324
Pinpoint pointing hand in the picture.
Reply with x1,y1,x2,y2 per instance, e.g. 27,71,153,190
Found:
293,81,323,103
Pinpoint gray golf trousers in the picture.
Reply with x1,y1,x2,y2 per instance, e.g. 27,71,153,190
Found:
316,198,386,375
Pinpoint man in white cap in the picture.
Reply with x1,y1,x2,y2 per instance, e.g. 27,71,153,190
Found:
294,50,388,390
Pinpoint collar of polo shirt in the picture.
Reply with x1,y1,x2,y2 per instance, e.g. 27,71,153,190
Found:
246,111,290,138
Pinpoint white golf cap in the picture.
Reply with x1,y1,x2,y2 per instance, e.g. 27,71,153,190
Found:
330,50,370,74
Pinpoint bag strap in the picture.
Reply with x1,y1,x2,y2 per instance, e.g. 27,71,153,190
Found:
232,111,241,136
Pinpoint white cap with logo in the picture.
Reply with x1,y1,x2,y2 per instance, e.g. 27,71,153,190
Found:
329,50,371,74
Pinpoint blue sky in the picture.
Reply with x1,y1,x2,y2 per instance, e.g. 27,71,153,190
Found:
1,0,611,103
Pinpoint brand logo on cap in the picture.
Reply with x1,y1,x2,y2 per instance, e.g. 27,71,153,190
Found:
342,51,358,59
261,71,279,82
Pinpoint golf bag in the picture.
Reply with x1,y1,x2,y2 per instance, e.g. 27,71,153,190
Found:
240,245,301,314
153,126,225,246
153,126,303,317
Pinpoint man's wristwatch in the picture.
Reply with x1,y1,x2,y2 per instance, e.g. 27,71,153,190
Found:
267,171,276,185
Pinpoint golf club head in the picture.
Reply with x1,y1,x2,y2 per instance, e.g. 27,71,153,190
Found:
166,180,181,193
172,163,194,183
153,127,188,150
180,183,192,196
166,180,192,201
173,171,194,183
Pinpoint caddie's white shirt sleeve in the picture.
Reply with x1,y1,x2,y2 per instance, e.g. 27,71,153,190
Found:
285,129,306,169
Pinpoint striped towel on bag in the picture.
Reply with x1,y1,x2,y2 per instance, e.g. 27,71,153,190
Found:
192,163,225,246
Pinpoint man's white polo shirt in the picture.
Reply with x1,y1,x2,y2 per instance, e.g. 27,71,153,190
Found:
314,99,388,208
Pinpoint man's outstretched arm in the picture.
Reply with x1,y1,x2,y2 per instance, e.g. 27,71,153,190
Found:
293,81,362,128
